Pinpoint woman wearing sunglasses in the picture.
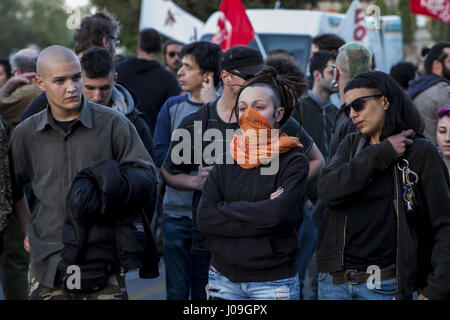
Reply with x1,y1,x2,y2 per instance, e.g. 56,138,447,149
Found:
316,71,450,300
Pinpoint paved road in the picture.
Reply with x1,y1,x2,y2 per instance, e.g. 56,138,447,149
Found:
126,260,166,300
0,260,167,300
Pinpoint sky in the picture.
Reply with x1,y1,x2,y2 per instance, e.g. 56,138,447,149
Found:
65,0,90,9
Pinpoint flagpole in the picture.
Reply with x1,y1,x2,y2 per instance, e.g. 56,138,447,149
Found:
253,33,267,59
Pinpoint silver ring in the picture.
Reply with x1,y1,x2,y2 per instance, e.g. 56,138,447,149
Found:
397,159,409,171
406,170,419,185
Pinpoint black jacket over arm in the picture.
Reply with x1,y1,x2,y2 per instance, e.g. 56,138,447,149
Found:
61,159,159,280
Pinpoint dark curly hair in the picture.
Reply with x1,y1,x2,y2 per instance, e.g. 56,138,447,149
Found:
234,67,305,130
80,47,113,78
390,62,417,91
181,41,222,87
423,42,450,74
309,50,337,77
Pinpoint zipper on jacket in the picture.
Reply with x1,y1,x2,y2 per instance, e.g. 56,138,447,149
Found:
64,136,69,200
341,212,348,268
393,167,402,299
322,109,329,162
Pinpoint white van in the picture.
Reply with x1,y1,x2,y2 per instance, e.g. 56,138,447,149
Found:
199,9,403,73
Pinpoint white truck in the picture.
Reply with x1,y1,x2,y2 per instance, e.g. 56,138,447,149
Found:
198,9,404,73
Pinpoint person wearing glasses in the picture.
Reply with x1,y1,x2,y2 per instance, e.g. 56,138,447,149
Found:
73,11,121,58
162,39,184,77
316,71,450,300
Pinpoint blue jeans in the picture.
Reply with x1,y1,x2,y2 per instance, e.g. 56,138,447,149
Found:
206,266,299,300
296,209,318,299
317,272,397,300
162,216,209,300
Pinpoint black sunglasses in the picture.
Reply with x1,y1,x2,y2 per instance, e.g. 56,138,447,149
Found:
344,94,384,117
226,70,253,81
167,51,181,58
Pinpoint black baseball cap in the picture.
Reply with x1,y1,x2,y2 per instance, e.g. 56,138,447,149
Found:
220,46,265,80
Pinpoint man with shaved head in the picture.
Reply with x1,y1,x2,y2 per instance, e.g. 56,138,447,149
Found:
10,45,158,300
19,10,121,122
35,46,83,119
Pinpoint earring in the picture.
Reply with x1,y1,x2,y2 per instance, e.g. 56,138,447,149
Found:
331,80,339,88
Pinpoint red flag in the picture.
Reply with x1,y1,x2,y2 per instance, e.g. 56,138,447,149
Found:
410,0,450,24
211,0,255,51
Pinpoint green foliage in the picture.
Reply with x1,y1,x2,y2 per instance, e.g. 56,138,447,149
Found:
339,1,351,13
431,19,450,42
0,0,73,57
397,0,416,45
373,0,394,16
90,0,141,53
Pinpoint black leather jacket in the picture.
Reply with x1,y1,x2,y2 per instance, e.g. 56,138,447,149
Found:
317,133,450,300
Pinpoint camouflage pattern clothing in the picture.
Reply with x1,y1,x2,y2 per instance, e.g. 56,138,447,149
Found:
0,115,12,233
27,269,129,300
0,115,28,300
0,214,29,299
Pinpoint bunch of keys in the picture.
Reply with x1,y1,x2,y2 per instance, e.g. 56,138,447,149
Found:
397,159,419,214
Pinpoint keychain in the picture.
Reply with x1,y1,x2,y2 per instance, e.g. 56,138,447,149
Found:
397,159,419,214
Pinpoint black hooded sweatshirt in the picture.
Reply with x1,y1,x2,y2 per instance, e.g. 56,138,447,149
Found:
115,57,180,134
197,149,309,283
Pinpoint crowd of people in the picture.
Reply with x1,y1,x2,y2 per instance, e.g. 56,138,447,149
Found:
0,10,448,301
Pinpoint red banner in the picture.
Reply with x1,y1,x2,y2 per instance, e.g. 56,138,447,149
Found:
410,0,450,24
211,0,255,51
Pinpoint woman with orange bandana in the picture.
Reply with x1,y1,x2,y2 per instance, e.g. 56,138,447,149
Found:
196,68,309,300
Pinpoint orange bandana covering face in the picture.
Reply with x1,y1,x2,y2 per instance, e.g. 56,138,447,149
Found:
230,107,303,169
